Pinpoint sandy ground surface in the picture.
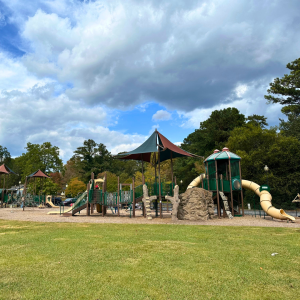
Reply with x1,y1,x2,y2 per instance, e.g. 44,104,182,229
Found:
0,207,299,228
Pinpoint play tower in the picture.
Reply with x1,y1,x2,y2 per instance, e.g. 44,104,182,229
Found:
201,147,244,218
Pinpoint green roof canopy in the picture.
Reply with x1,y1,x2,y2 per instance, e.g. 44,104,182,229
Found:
204,148,241,162
114,130,198,163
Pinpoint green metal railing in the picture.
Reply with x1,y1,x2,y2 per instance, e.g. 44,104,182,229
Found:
203,178,236,192
146,182,175,197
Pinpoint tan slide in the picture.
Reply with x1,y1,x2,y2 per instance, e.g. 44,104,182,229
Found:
187,174,295,222
45,195,59,208
242,180,295,222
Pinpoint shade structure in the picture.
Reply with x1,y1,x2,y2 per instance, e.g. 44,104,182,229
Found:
157,132,196,162
114,131,157,162
114,130,200,219
114,130,197,163
0,164,16,175
204,147,241,162
27,169,50,178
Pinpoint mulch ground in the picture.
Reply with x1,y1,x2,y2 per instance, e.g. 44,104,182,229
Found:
0,207,299,228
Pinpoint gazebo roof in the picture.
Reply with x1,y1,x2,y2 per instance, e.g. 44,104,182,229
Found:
0,164,16,175
27,169,50,178
204,148,241,162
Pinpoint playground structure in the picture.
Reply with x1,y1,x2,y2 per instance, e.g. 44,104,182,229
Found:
47,130,195,219
22,169,50,209
48,172,177,218
187,148,295,222
0,167,50,209
45,196,59,208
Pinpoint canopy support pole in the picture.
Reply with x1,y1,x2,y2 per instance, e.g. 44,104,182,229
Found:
215,160,221,218
228,160,234,216
141,153,144,177
239,161,244,216
117,176,120,217
158,147,162,219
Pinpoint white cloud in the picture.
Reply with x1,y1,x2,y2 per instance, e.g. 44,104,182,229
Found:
111,143,142,155
0,0,299,161
0,51,51,92
152,110,171,121
15,0,300,111
180,79,283,128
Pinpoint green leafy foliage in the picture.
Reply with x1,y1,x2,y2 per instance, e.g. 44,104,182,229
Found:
65,177,86,197
246,114,268,128
265,57,300,108
15,142,63,181
73,139,113,182
42,178,60,195
181,107,245,157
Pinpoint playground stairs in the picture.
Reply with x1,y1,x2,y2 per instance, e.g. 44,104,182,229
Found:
219,192,233,219
72,203,87,216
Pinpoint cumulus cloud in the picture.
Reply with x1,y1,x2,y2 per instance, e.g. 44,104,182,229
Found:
0,0,299,161
16,0,300,112
0,78,148,161
152,110,171,121
180,79,284,128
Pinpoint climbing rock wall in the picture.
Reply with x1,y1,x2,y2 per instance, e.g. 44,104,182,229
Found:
178,188,214,221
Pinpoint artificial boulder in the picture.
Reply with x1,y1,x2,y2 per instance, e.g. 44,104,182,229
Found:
178,188,214,221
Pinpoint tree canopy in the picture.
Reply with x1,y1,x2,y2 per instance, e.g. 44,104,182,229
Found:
181,107,246,157
265,57,300,110
15,142,63,181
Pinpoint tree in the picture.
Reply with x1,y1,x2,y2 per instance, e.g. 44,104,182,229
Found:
265,57,300,140
15,142,63,181
265,58,300,109
246,114,268,128
49,172,63,193
73,139,113,182
42,178,60,195
181,107,246,157
0,146,18,188
65,177,86,197
227,124,300,209
62,159,81,186
0,146,11,162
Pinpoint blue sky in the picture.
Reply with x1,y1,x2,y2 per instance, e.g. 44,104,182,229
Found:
0,0,299,161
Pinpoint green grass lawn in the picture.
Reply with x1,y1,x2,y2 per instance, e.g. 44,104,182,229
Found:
0,220,299,300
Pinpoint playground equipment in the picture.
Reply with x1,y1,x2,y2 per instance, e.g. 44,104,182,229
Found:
0,164,17,207
0,189,7,207
48,191,88,215
47,171,176,219
187,148,295,222
187,148,244,218
114,129,199,218
45,196,59,208
242,180,295,221
22,169,50,210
